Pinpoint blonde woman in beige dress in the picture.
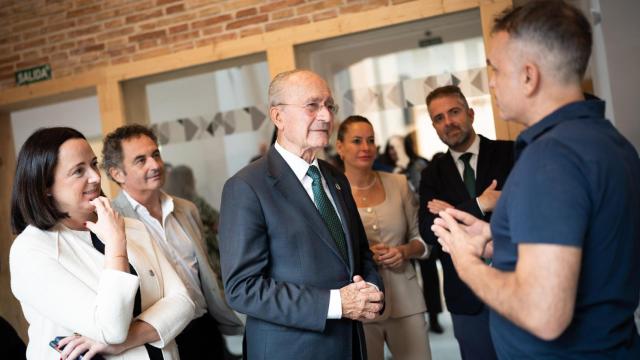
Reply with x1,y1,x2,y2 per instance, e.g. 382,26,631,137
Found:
336,116,432,360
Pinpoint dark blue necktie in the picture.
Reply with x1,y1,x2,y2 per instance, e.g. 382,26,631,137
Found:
306,165,348,261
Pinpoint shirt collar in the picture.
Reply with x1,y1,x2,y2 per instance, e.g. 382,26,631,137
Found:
122,189,175,220
274,141,321,182
515,99,605,158
450,132,480,161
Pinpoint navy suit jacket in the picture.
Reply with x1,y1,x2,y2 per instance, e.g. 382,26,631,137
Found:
219,146,382,360
418,135,514,315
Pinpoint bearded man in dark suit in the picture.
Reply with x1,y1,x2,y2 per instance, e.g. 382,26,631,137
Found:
418,85,514,360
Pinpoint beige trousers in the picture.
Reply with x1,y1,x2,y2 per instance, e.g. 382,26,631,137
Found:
363,313,432,360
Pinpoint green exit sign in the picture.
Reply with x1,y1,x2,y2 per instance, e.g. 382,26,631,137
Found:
15,64,52,86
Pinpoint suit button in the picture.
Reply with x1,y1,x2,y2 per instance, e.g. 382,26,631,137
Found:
149,270,155,277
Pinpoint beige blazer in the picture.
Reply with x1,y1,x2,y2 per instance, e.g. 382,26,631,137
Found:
112,191,244,335
358,172,428,320
10,218,195,360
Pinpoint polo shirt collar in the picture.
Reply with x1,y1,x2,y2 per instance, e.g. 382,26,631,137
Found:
515,99,605,158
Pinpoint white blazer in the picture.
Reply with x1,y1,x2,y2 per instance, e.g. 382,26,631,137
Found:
10,218,195,359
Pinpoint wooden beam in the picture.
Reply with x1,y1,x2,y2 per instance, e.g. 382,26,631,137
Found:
0,113,27,340
267,44,296,79
480,0,524,141
0,69,102,111
97,77,127,197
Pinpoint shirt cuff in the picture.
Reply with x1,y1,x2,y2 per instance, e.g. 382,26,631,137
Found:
413,238,431,259
327,289,342,319
476,197,486,216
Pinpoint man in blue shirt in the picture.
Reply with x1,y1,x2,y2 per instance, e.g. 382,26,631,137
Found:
431,1,640,358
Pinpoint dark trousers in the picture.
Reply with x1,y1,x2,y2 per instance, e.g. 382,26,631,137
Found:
176,314,226,360
1,317,26,360
451,306,497,360
419,254,443,315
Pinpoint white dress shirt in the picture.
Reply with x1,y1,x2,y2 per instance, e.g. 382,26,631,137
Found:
274,141,345,319
449,134,485,214
122,190,208,317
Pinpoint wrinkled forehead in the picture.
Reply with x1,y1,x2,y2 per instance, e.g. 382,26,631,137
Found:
281,72,333,103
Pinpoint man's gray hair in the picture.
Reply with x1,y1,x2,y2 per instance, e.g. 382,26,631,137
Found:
492,0,592,83
268,69,313,107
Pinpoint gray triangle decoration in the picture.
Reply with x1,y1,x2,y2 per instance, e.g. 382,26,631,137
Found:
223,111,236,135
386,83,404,108
424,76,439,91
177,117,199,141
210,112,223,135
451,74,461,86
343,89,355,105
152,123,170,145
471,69,487,93
206,117,217,136
250,106,267,130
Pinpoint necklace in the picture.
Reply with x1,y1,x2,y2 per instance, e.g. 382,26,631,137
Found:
351,173,377,191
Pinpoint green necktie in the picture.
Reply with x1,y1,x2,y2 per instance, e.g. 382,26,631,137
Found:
307,165,348,261
459,153,476,198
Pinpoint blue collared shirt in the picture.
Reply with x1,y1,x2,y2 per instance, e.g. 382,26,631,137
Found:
490,100,640,357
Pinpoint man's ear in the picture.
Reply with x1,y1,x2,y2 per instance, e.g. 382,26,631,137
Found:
109,166,126,185
270,106,284,131
468,108,475,124
522,62,540,97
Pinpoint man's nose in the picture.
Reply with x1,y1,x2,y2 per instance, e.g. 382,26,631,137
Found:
316,105,333,121
147,156,161,169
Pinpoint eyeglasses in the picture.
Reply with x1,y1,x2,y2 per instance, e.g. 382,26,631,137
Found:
277,102,339,116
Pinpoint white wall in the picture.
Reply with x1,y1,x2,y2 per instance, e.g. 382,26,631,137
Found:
590,0,640,151
10,96,102,154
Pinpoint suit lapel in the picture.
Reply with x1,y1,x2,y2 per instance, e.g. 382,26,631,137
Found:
444,151,470,199
113,191,139,219
320,161,354,272
475,135,492,191
267,148,349,269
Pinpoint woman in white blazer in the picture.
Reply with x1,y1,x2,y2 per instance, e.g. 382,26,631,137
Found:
9,127,194,360
336,116,432,360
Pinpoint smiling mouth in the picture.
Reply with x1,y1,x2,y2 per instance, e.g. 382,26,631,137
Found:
83,188,99,197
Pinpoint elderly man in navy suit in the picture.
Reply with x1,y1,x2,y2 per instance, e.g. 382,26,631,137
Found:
219,69,384,360
418,85,514,360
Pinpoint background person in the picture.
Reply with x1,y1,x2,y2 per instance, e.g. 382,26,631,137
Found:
336,115,432,360
418,85,514,360
163,164,222,286
9,127,194,360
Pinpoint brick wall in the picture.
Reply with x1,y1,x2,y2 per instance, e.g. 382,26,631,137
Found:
0,0,418,91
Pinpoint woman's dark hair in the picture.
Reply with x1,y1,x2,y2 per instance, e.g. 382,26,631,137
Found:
11,127,86,234
337,115,372,142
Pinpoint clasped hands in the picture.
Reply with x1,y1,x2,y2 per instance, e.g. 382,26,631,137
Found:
340,275,384,321
370,243,406,271
431,208,493,276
